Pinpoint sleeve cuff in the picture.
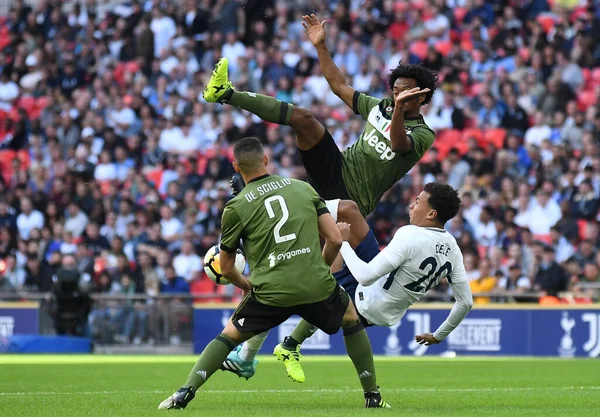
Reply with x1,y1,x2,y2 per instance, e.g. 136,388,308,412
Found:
219,243,237,253
316,207,330,217
352,90,360,115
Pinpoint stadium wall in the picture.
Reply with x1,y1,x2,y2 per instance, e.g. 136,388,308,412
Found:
194,304,600,358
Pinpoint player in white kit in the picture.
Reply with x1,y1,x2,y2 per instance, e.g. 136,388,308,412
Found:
221,182,473,381
339,182,474,344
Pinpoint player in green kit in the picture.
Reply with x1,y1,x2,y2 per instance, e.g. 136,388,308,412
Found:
158,137,390,410
204,14,437,217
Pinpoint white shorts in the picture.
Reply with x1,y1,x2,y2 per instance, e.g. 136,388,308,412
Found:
325,199,340,222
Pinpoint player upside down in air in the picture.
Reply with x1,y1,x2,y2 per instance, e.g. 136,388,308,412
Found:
222,183,474,383
207,14,438,218
159,137,390,409
205,13,439,381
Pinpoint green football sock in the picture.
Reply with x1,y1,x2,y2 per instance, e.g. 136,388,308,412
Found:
228,91,294,125
287,319,318,347
184,334,237,390
343,324,378,393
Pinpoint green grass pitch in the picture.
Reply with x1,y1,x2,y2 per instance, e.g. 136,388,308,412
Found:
1,355,599,416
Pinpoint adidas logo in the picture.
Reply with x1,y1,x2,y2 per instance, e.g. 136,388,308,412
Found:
238,318,245,326
222,361,244,371
359,370,372,379
196,370,207,380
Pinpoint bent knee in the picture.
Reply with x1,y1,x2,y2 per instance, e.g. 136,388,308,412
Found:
341,302,359,326
338,200,361,221
290,106,314,126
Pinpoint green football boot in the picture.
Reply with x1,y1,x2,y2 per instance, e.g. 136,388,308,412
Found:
203,57,234,103
273,343,305,383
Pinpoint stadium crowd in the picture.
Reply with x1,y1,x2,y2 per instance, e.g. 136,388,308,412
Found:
1,0,600,343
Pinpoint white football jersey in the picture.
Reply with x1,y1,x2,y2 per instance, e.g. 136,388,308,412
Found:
354,225,468,327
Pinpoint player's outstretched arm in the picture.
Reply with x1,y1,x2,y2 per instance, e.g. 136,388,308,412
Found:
318,213,344,266
302,14,356,110
339,226,411,286
429,274,474,343
220,250,252,293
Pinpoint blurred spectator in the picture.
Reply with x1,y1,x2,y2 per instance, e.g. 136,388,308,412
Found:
2,253,25,290
64,202,89,238
16,198,44,240
469,258,498,304
173,240,202,282
533,246,568,297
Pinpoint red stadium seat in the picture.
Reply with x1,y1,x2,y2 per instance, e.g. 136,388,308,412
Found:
17,150,30,170
537,14,555,33
409,40,429,60
577,90,597,110
453,8,467,23
484,128,507,149
0,149,16,183
582,68,592,84
592,68,600,84
145,169,163,190
190,275,228,303
577,219,590,240
196,156,208,175
470,83,486,97
539,296,561,305
436,129,462,145
533,234,552,245
433,141,454,159
461,128,484,143
36,96,51,109
434,40,453,57
460,38,473,52
17,96,36,118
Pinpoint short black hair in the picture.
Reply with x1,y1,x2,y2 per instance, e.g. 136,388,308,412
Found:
423,182,461,225
388,63,438,105
233,137,264,172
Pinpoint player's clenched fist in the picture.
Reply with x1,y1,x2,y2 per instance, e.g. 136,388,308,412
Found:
337,222,351,242
415,333,441,346
302,14,326,46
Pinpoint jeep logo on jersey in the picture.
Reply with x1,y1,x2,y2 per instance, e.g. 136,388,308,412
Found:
268,247,312,267
366,107,415,161
363,130,395,161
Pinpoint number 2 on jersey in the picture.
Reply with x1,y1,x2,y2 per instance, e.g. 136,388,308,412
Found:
264,195,297,244
403,257,453,293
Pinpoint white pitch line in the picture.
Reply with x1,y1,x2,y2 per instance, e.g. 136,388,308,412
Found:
1,386,599,397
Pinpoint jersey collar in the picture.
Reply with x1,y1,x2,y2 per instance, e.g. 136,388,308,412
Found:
425,227,446,233
247,173,270,183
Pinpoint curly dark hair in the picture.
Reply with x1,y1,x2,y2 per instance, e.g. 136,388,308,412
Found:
388,63,439,105
423,182,461,225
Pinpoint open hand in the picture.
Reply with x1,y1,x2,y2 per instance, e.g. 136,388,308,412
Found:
337,222,351,242
302,14,326,46
415,333,441,346
395,87,430,107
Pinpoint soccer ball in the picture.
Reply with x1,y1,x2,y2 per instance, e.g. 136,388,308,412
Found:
203,245,246,285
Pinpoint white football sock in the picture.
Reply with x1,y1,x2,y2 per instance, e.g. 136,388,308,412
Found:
239,331,269,362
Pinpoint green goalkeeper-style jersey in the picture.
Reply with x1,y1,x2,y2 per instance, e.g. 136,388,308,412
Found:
342,92,436,216
220,174,336,307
